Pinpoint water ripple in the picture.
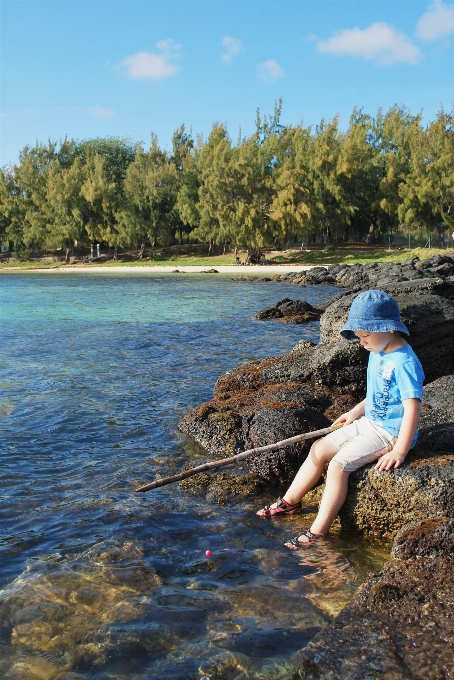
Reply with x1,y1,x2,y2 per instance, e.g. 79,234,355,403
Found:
0,274,387,679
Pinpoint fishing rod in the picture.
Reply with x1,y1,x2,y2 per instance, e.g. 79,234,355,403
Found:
135,422,342,493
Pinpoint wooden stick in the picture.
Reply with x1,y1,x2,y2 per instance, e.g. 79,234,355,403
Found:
135,422,342,493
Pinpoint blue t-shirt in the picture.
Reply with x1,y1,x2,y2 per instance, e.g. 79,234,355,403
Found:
365,344,424,445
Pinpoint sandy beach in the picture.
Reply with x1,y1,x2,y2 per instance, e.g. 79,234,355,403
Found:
1,264,324,274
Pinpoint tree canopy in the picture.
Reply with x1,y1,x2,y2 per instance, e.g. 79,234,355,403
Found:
1,106,453,256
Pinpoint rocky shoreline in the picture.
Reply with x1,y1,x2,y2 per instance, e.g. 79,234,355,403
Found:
177,253,454,677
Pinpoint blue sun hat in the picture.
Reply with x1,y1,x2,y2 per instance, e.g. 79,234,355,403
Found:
340,289,409,340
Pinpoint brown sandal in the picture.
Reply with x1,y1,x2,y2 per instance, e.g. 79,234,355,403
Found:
259,497,302,517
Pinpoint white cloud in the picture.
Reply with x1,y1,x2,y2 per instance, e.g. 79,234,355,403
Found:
88,106,115,120
257,59,284,82
416,0,454,41
221,36,244,64
156,38,181,57
317,22,421,65
122,39,181,81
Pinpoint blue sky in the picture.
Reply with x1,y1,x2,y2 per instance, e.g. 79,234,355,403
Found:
1,0,453,166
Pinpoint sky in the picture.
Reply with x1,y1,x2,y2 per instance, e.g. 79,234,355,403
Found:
1,0,453,166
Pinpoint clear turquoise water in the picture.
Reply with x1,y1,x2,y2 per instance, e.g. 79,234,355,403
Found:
0,273,387,680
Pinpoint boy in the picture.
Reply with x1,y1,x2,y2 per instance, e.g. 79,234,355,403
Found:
257,290,424,548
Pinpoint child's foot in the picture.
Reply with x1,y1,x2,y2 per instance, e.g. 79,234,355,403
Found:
256,497,302,517
284,530,319,549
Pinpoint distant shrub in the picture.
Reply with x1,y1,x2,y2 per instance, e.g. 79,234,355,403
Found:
12,248,33,261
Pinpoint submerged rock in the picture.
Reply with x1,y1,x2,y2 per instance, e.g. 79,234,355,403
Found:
0,540,169,679
298,517,454,680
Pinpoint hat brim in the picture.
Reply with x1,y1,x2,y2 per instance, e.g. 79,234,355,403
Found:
340,319,410,340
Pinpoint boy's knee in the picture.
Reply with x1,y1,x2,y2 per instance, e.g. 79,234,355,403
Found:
310,438,337,464
327,458,350,477
309,439,325,463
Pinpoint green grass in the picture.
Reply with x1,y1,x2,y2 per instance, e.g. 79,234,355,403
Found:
268,246,450,266
102,255,240,267
0,246,450,271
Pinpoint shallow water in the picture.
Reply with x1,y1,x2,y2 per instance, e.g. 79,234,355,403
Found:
0,273,388,680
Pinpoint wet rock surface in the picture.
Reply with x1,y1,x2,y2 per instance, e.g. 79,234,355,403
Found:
298,518,454,680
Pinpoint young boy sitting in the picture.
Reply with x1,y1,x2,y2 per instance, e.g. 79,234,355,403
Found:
257,289,425,548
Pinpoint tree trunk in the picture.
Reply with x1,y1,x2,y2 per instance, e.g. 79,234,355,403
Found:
179,227,183,245
223,242,227,255
65,247,70,263
138,238,146,259
113,246,118,261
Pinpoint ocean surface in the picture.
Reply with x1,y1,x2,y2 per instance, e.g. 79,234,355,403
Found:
0,272,388,680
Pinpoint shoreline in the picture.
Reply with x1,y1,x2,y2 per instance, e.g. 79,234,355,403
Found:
0,264,324,275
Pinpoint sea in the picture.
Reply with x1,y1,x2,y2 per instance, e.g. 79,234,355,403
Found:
0,272,388,680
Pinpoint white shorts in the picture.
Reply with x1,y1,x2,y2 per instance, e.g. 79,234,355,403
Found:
324,416,396,472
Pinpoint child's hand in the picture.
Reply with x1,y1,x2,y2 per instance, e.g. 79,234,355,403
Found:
374,448,406,471
333,411,354,426
333,402,365,427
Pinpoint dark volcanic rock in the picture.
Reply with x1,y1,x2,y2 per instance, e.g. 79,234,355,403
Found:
180,471,269,504
255,297,293,319
244,405,330,482
423,374,454,408
304,266,336,284
255,297,322,323
276,255,454,290
298,518,454,680
179,365,335,486
178,340,367,487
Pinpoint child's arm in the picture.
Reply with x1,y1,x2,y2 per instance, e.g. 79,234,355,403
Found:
333,399,366,426
374,398,421,471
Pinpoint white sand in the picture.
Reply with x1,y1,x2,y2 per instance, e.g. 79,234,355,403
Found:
2,264,326,275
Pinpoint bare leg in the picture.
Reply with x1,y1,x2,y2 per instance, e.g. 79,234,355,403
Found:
285,460,350,548
256,438,337,516
310,460,350,535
